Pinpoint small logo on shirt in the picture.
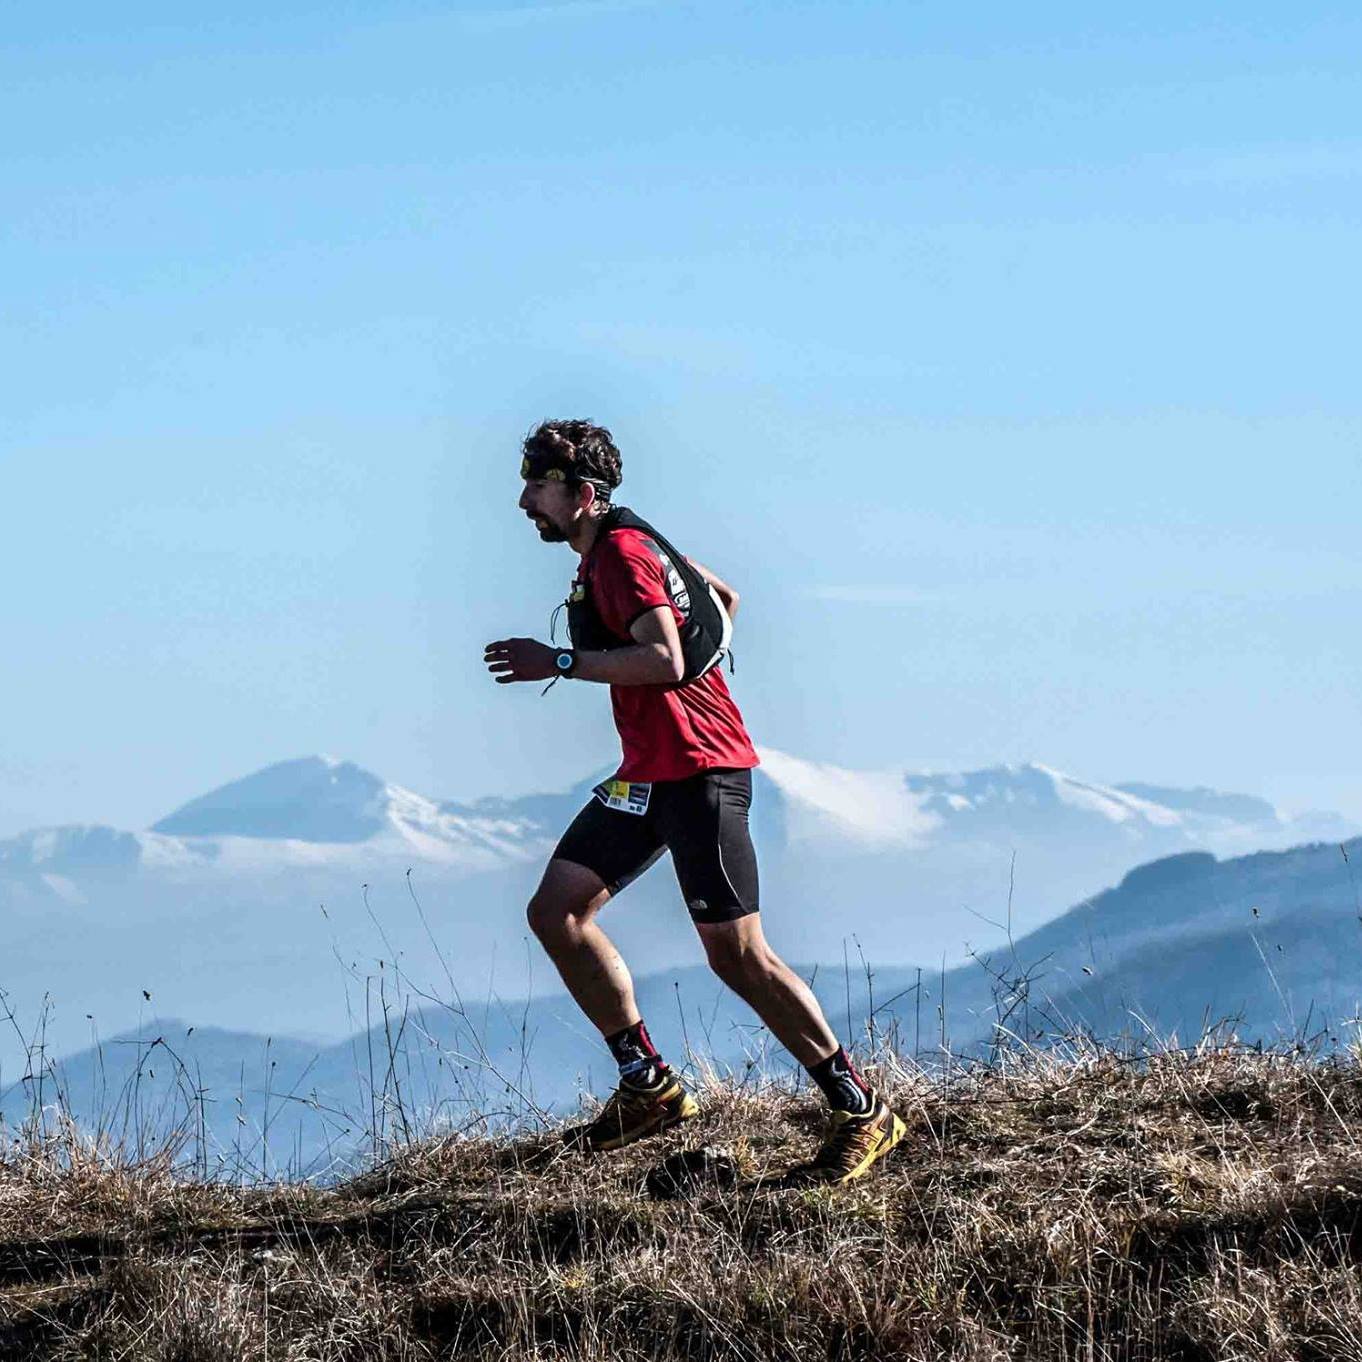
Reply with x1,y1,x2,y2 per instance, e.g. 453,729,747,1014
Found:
656,551,690,613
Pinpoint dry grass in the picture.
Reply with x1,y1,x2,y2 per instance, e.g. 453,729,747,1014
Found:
4,1040,1362,1360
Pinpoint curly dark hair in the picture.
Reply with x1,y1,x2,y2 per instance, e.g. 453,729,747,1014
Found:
522,419,623,498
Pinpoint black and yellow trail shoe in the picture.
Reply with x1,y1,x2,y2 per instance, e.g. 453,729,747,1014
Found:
784,1092,907,1186
564,1070,699,1153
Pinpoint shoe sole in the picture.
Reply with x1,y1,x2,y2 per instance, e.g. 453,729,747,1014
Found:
583,1094,700,1154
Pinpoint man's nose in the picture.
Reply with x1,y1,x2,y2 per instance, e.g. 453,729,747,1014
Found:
517,486,532,510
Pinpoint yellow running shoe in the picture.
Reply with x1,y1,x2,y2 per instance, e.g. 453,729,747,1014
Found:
563,1070,699,1153
784,1092,907,1186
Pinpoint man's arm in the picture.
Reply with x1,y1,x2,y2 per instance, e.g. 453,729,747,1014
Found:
484,607,684,687
573,606,684,684
687,559,740,621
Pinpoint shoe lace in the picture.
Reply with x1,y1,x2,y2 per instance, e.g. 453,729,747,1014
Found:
811,1113,873,1174
595,1080,657,1127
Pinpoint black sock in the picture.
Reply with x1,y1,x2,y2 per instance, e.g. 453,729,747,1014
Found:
605,1019,666,1087
807,1046,874,1115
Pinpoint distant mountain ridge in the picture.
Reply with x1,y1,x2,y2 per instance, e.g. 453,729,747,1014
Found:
0,752,1353,1061
12,834,1360,1176
2,756,555,880
4,751,1343,874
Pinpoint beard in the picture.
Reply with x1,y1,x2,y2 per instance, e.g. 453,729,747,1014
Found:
532,515,570,543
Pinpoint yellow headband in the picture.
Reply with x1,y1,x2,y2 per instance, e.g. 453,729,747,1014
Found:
521,454,567,481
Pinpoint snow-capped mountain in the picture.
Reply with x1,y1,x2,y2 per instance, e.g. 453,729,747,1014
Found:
4,752,1339,884
151,755,553,870
0,757,555,882
746,753,1353,991
753,751,1344,858
0,752,1352,1063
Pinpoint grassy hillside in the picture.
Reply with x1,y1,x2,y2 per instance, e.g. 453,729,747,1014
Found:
4,1040,1362,1359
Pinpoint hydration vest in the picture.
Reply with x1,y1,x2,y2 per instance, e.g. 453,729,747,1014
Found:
567,506,733,683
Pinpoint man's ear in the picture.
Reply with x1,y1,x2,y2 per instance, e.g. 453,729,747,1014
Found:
577,483,599,513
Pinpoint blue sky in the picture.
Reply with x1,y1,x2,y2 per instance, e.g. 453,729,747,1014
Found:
2,0,1359,835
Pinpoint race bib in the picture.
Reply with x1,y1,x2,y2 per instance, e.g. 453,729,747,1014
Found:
592,779,652,816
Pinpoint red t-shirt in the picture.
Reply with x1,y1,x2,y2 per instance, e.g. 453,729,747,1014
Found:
576,527,759,783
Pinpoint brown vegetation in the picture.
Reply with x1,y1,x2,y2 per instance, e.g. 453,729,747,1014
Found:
3,1040,1362,1360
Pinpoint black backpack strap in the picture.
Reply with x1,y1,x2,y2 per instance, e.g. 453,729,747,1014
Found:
584,505,729,682
604,508,705,610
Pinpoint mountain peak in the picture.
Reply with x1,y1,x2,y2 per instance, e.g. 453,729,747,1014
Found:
151,756,389,843
899,762,1184,828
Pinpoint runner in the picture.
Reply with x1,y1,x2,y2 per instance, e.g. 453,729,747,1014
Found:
483,419,905,1184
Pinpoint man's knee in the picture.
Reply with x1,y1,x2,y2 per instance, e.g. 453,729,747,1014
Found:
527,894,579,946
527,860,610,944
702,925,771,986
527,892,583,945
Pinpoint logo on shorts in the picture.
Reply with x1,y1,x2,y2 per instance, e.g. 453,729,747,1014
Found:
593,779,652,816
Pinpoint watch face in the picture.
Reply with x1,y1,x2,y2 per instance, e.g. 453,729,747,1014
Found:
556,652,574,671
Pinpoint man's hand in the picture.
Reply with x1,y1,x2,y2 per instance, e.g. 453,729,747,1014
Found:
484,637,558,684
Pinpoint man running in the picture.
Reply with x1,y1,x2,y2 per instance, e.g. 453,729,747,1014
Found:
483,419,905,1184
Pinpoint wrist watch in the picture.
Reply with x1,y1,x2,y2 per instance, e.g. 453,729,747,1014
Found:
554,649,577,679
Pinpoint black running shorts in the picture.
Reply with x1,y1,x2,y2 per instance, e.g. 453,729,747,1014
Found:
552,767,759,924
